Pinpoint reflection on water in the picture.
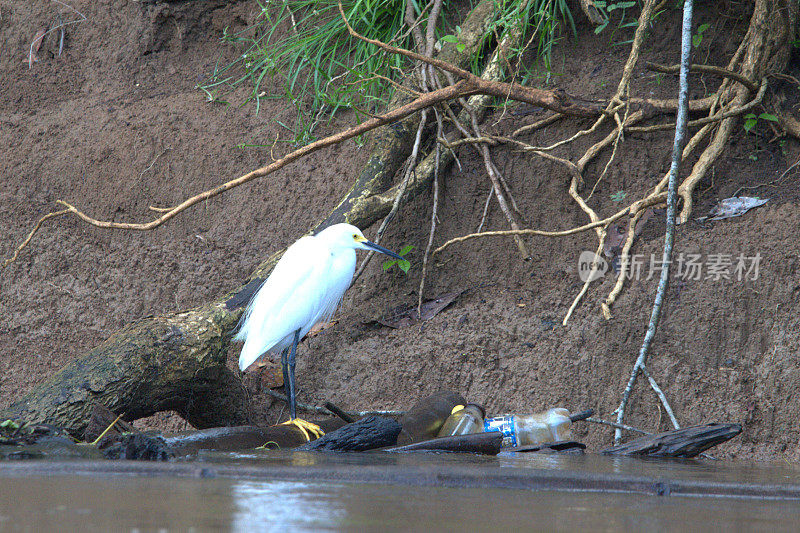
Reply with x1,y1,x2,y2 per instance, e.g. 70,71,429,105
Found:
231,481,346,532
1,453,800,531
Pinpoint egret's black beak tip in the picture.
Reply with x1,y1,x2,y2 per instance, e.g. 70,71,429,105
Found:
364,240,404,260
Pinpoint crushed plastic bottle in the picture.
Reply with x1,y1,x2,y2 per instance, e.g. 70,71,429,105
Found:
484,408,588,447
437,403,486,437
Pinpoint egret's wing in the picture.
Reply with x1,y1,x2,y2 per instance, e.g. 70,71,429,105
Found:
236,237,331,370
316,249,356,325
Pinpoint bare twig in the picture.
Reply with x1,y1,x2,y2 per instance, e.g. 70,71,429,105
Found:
587,96,629,201
476,140,530,259
2,209,70,269
435,207,630,254
645,61,759,92
600,208,647,319
626,77,767,133
425,0,444,56
732,152,800,197
338,1,600,118
642,366,680,430
56,80,472,231
476,188,494,233
404,0,425,53
139,147,171,179
614,0,693,444
585,417,651,435
562,237,606,325
512,113,563,137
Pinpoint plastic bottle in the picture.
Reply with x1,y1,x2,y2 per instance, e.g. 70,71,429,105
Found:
484,408,588,447
437,403,486,437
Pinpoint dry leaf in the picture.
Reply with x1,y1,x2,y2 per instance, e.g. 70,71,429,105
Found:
603,207,656,258
373,291,462,329
255,361,283,389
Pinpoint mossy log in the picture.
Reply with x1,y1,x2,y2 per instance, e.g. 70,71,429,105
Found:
0,0,504,439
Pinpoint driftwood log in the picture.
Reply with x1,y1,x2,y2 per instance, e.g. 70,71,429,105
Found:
601,423,742,458
0,1,521,438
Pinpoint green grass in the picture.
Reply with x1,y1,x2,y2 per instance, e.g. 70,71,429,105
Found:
199,0,578,144
200,0,423,143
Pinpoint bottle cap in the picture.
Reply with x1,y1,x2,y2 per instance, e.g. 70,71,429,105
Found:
450,405,465,415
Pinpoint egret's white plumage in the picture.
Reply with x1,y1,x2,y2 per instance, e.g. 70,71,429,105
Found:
235,223,402,374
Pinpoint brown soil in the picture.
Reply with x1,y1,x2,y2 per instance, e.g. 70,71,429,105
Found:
2,1,799,461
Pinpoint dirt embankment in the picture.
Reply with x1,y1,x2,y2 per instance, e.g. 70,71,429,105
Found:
2,1,799,461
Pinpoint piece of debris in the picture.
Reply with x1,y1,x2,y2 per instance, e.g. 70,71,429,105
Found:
437,404,486,437
85,404,135,444
383,431,503,455
297,416,401,452
485,407,591,447
372,291,462,329
698,196,769,221
396,391,467,445
323,402,356,424
601,423,742,458
27,28,47,68
507,440,586,454
100,433,174,461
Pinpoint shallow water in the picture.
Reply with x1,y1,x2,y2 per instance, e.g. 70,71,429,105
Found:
1,452,799,532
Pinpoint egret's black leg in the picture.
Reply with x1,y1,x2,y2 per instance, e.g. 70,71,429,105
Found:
280,346,290,410
287,328,301,420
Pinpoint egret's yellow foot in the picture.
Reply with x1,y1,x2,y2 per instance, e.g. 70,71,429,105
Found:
281,418,325,441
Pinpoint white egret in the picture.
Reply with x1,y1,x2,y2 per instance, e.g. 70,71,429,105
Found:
235,223,403,421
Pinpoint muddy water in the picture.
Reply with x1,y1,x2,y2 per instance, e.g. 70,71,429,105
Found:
1,453,799,531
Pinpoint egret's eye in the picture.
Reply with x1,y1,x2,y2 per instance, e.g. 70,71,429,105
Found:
352,234,359,240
